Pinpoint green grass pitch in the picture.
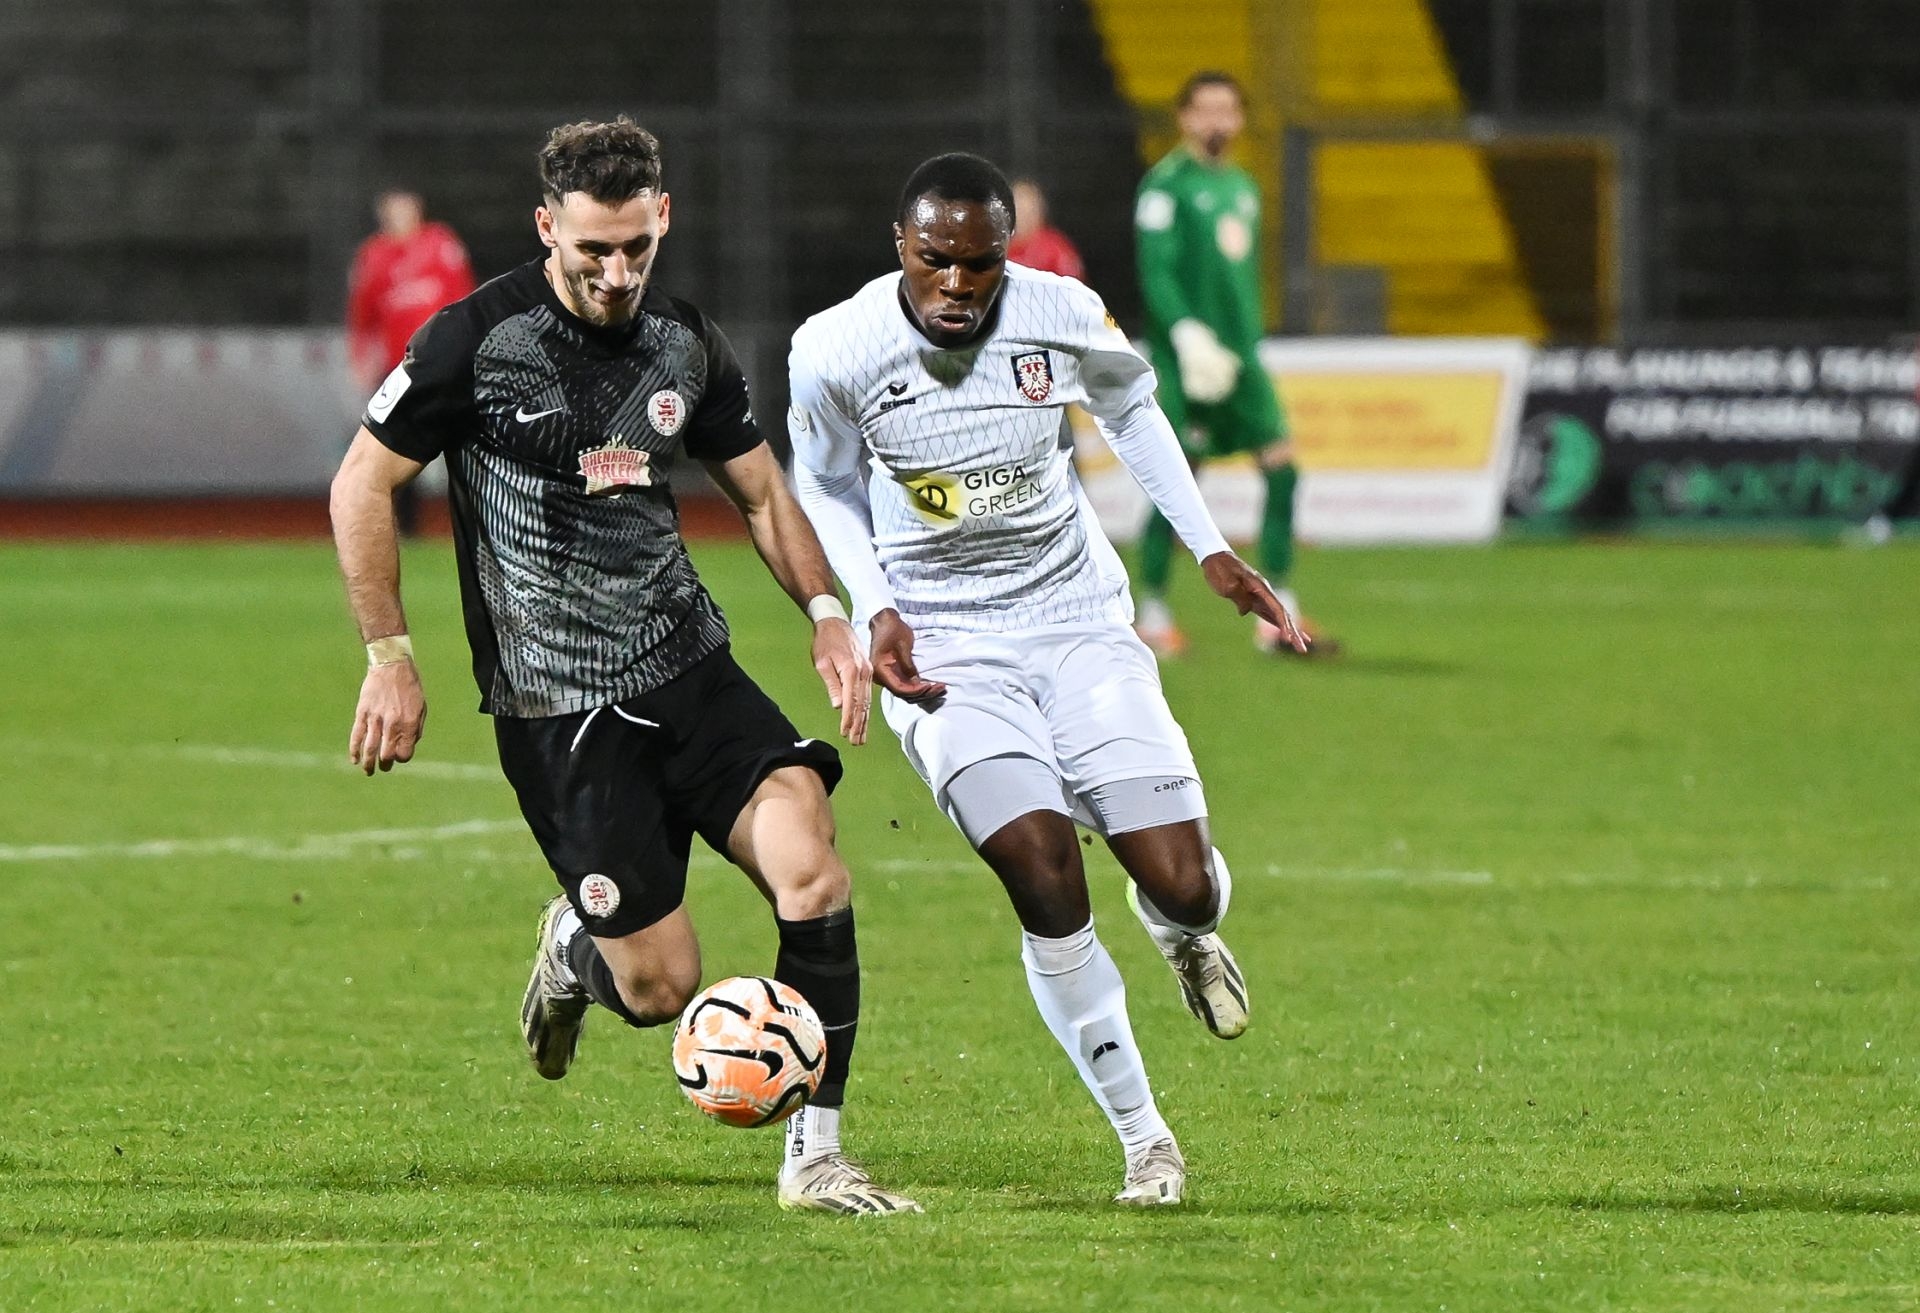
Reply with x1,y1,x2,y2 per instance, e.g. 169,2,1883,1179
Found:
0,536,1915,1310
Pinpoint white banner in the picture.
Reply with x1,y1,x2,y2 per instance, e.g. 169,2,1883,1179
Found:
1076,337,1532,545
0,330,361,494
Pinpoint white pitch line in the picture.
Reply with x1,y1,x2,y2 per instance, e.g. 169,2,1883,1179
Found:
160,743,499,781
1,737,499,782
0,818,525,864
1262,864,1496,886
862,856,1499,886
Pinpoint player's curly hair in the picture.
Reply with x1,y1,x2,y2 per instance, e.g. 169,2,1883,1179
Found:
897,153,1015,229
538,116,663,204
1177,70,1244,109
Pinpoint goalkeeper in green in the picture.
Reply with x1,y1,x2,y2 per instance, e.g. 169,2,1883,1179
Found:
1133,71,1334,657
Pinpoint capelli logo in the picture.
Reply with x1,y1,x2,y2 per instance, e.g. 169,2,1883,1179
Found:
1152,780,1190,794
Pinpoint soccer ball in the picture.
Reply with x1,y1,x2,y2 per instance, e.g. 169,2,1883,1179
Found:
671,976,825,1128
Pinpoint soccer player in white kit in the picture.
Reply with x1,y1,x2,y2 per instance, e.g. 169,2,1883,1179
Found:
788,154,1308,1206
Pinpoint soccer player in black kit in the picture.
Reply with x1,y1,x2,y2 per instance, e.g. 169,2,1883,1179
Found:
328,117,917,1214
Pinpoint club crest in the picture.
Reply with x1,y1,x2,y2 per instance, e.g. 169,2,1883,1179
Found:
1012,350,1053,404
578,438,653,495
648,389,686,436
579,873,621,919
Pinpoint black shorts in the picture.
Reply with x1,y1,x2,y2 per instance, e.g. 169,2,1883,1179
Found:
494,646,843,937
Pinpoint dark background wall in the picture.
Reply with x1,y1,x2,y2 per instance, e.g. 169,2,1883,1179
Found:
1428,0,1920,338
7,0,1920,353
0,0,1140,411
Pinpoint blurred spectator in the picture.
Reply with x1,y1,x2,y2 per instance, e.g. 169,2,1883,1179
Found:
347,189,474,534
1009,178,1085,281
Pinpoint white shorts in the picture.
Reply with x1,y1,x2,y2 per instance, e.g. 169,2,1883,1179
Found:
881,621,1200,833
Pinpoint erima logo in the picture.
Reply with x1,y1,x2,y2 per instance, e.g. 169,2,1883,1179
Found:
887,381,908,396
516,404,565,423
1091,1042,1120,1063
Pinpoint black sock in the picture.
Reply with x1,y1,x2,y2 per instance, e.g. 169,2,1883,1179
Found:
567,930,650,1028
775,908,858,1108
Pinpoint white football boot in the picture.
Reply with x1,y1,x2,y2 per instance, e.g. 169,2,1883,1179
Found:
1126,881,1250,1040
1114,1137,1186,1206
778,1153,922,1215
521,895,590,1080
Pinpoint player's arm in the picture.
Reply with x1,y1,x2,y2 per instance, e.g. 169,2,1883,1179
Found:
1135,184,1239,403
704,442,874,745
786,346,944,705
1076,299,1308,652
330,427,429,774
1135,186,1197,329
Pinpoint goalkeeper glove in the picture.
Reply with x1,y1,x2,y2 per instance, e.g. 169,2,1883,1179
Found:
1169,319,1242,404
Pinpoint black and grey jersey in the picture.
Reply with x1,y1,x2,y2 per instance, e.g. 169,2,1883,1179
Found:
362,261,763,717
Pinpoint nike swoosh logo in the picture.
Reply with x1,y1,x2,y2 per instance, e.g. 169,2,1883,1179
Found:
515,405,565,423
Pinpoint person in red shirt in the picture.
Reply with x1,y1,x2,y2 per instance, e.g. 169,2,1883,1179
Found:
348,189,475,391
347,190,474,533
1009,178,1085,280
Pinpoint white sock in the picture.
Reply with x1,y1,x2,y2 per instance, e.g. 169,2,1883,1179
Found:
1021,919,1170,1158
782,1103,841,1172
1134,846,1234,944
550,905,584,989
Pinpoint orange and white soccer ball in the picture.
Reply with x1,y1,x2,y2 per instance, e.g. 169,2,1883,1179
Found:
671,976,825,1127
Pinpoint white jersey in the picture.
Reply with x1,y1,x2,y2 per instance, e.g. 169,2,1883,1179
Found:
789,264,1220,635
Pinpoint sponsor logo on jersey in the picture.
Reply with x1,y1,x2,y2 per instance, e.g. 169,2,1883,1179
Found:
903,471,960,524
878,380,917,414
648,389,687,436
578,438,654,495
1012,350,1053,404
367,364,411,423
902,462,1042,526
578,873,621,919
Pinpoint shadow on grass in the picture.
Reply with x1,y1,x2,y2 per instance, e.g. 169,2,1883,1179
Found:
2,1211,709,1246
999,1184,1920,1220
1546,1185,1920,1217
4,1160,769,1194
1301,655,1463,679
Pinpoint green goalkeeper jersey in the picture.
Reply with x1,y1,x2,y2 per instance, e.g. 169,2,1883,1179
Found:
1134,145,1266,356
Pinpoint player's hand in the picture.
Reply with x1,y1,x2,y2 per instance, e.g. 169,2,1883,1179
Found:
1170,319,1242,405
811,616,873,745
1200,551,1310,654
349,660,427,775
869,609,947,704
